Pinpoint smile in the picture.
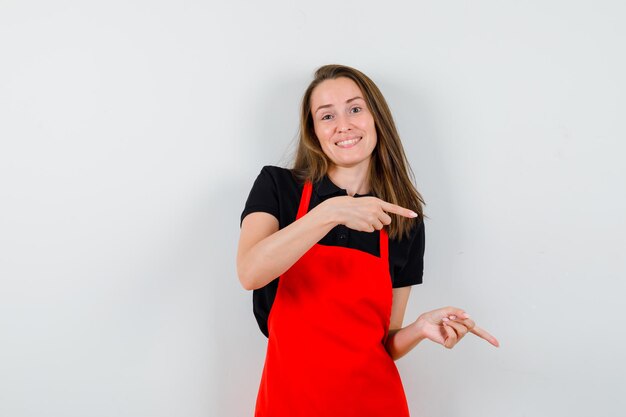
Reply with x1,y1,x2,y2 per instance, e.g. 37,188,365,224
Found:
335,137,362,148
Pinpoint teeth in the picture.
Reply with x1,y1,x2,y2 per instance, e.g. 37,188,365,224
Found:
336,138,360,146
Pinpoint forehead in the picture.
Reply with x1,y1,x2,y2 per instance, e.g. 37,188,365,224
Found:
310,77,364,108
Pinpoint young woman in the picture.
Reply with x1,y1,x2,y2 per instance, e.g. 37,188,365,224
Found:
237,64,499,417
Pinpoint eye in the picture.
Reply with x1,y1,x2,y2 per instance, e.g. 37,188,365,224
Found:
350,106,362,114
321,114,333,121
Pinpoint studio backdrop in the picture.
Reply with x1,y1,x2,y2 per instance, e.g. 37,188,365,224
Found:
1,1,624,416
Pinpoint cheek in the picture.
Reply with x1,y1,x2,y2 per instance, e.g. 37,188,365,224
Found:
367,116,376,132
314,124,332,143
368,121,377,140
313,129,327,150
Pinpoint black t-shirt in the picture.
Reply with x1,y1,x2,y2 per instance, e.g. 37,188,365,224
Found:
240,165,425,337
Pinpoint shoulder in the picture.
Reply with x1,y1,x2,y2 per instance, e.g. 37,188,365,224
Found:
258,165,298,183
240,165,303,227
254,165,302,194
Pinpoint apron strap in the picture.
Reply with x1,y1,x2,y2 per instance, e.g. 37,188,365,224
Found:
296,181,313,220
379,228,389,264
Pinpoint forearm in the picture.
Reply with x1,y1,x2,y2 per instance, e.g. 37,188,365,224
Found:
238,204,338,290
385,321,426,361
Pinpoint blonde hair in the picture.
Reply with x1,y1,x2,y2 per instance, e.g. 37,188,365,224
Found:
293,64,425,240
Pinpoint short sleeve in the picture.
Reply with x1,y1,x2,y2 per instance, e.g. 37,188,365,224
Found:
240,166,281,226
392,219,425,288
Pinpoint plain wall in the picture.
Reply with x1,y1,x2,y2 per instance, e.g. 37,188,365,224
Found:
1,1,624,416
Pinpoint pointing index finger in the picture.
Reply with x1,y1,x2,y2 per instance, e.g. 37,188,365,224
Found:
470,325,500,347
380,201,418,219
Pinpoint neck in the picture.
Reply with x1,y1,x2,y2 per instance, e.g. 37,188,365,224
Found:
327,162,371,196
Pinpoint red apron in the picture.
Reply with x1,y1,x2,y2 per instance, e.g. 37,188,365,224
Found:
254,181,410,417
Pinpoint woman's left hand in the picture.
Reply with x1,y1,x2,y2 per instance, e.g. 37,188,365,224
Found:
413,306,499,349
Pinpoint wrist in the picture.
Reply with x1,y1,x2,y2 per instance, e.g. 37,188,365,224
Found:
410,318,428,343
314,197,343,228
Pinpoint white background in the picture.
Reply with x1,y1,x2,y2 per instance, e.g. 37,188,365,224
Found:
1,1,624,416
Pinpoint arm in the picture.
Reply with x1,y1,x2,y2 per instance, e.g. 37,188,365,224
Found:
237,195,418,290
237,207,336,290
385,287,426,361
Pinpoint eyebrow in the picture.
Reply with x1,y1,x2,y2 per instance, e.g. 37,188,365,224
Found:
314,96,364,114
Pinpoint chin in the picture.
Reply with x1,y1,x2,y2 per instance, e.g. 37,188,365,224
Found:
331,158,371,169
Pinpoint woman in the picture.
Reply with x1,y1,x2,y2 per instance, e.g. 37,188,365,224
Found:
237,64,499,417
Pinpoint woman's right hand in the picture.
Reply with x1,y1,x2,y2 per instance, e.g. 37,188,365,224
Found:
318,195,418,233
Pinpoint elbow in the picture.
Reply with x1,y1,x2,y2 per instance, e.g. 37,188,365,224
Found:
237,250,275,290
237,266,255,291
236,251,254,290
385,347,403,362
237,260,260,291
384,342,399,361
240,279,256,291
384,329,404,361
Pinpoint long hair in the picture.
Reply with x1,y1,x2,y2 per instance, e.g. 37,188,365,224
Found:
293,64,425,240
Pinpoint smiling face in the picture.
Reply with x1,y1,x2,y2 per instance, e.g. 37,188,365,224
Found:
309,77,377,172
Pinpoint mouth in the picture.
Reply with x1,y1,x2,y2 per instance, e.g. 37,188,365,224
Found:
335,137,362,148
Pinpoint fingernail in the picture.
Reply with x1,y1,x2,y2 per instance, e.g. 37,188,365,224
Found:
450,315,457,320
463,313,470,319
409,211,418,218
442,317,449,322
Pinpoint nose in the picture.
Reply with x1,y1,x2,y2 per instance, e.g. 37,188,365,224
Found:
336,115,351,133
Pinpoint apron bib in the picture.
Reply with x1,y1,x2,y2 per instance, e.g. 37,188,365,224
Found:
255,181,410,417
